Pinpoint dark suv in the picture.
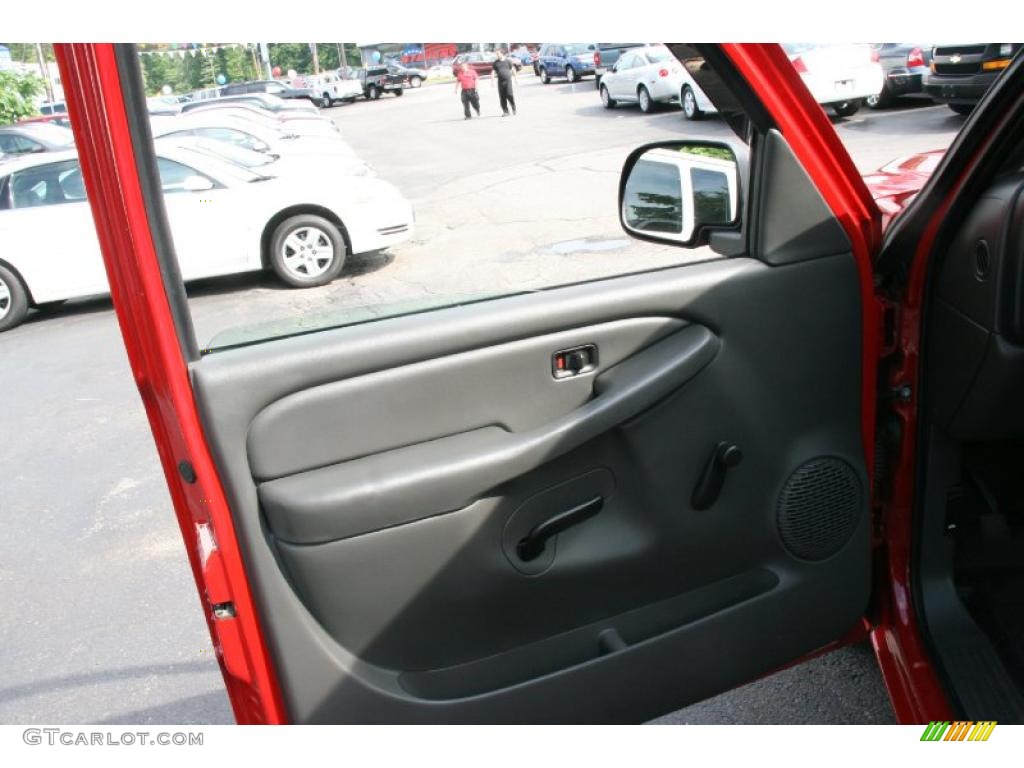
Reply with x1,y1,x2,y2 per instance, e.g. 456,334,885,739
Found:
924,43,1023,114
220,79,319,104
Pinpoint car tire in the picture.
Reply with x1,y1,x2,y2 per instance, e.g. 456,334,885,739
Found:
949,103,974,115
410,76,422,88
0,264,30,334
600,84,616,109
866,84,893,110
321,92,333,108
681,85,702,120
638,86,653,113
540,67,550,84
368,85,380,100
566,66,577,83
394,88,404,97
269,214,347,288
831,99,862,118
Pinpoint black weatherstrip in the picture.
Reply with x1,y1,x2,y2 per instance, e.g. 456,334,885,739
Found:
113,43,200,362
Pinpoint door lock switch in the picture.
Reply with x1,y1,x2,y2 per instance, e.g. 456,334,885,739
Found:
553,345,597,378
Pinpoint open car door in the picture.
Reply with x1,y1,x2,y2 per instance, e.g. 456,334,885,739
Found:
57,43,890,723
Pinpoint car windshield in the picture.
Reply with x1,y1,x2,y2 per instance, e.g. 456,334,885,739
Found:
22,124,76,146
167,147,269,183
187,139,275,169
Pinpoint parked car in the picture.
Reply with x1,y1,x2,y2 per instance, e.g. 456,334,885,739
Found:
598,45,685,113
387,63,429,88
594,43,646,88
16,113,73,129
0,145,414,331
355,66,406,100
149,113,361,161
174,103,342,138
535,43,598,84
924,43,1023,114
867,44,934,109
508,46,535,67
0,123,76,155
154,135,373,181
181,93,320,116
37,100,67,116
146,96,182,116
220,79,320,105
781,43,885,117
306,72,364,108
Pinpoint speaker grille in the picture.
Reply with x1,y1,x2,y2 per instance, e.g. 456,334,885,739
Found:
777,457,862,561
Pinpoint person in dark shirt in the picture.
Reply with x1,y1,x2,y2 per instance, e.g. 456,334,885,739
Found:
491,49,518,116
454,61,481,119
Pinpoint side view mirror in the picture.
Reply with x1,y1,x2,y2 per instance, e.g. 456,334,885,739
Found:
619,141,739,246
182,175,215,193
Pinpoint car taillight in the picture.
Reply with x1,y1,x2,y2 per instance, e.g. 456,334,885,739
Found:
594,51,601,67
907,47,924,68
791,56,808,74
870,48,880,63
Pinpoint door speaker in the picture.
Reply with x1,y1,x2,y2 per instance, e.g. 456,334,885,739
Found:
776,457,862,561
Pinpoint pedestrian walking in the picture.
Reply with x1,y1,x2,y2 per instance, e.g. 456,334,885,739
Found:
454,61,481,119
491,49,518,116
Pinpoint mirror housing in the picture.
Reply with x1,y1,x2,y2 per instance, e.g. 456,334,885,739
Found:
182,175,214,193
619,141,740,247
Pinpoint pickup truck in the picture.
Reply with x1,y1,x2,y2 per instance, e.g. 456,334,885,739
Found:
306,72,364,107
353,66,407,99
594,43,645,89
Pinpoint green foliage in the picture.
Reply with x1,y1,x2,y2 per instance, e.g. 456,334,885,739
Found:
678,145,735,162
0,70,44,124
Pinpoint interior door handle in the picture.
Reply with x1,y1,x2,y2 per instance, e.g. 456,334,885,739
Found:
517,496,604,561
260,324,720,545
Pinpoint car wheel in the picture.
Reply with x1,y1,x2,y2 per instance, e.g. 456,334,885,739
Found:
681,85,702,120
566,66,577,83
394,88,404,97
321,92,333,108
410,76,422,88
540,67,550,84
831,99,861,118
0,264,30,333
865,84,893,110
949,103,974,115
600,84,616,109
368,85,380,100
638,86,653,113
269,215,347,288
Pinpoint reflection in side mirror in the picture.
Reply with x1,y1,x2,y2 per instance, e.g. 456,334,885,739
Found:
620,142,738,246
182,175,214,193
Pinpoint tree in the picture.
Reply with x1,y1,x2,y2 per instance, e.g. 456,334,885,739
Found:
0,70,44,124
268,43,312,75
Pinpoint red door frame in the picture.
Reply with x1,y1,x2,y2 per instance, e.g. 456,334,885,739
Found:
54,42,950,725
721,44,953,723
54,44,287,724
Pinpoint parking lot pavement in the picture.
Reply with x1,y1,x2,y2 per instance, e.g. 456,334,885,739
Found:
0,71,962,724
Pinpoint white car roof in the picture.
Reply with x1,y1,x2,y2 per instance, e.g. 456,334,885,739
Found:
0,148,79,176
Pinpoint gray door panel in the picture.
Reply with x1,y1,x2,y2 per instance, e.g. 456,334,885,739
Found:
191,251,869,723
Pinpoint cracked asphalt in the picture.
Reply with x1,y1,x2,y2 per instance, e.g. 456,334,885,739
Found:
0,71,963,724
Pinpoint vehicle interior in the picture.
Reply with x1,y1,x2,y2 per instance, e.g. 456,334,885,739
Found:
887,54,1024,722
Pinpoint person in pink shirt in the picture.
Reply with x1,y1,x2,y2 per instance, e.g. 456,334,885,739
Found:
454,62,481,120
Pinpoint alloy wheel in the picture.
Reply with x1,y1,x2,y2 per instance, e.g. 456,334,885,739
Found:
280,227,336,279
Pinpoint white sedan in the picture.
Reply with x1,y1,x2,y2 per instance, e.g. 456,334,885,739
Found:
0,146,414,332
150,114,365,166
178,102,342,138
599,45,685,113
677,44,885,120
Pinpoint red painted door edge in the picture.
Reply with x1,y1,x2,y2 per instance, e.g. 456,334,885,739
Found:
54,43,287,725
721,44,953,723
